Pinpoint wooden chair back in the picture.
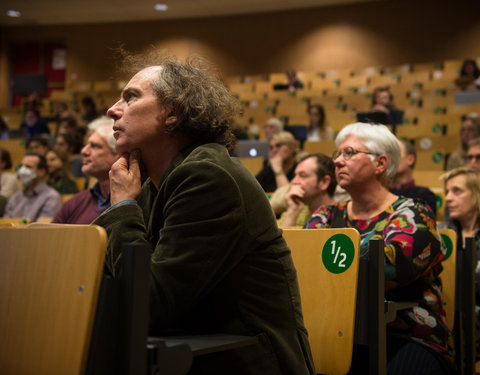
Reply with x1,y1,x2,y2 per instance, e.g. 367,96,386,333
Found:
283,228,360,375
439,228,457,329
238,156,264,176
0,224,107,375
0,217,30,226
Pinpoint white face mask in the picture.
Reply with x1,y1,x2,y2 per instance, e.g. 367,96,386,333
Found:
17,166,37,186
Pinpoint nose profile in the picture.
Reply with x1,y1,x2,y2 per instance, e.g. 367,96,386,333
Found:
107,101,121,120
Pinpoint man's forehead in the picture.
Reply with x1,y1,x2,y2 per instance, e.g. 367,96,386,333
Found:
468,145,480,154
23,155,39,166
128,66,162,86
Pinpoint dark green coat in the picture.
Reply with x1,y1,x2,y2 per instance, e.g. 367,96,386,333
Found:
94,143,315,374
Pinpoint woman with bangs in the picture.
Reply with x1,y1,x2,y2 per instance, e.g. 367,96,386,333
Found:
306,122,454,375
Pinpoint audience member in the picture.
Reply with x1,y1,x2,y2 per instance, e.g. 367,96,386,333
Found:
370,87,404,128
263,117,284,141
80,96,98,125
54,132,85,178
19,108,50,140
466,137,480,170
440,167,480,357
306,122,453,374
455,58,480,91
3,153,61,222
0,148,20,198
390,139,437,215
0,117,9,139
446,115,480,170
46,148,78,194
306,104,334,141
92,51,314,374
53,117,117,224
26,135,50,156
53,101,71,122
56,115,79,135
279,153,336,227
286,68,304,92
256,131,298,192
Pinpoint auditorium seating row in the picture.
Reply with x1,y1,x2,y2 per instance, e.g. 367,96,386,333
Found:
1,224,475,374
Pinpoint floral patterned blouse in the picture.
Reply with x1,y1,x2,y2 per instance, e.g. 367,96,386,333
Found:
305,197,454,366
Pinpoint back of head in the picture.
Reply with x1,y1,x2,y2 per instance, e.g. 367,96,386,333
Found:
118,49,239,151
87,116,116,154
336,122,400,183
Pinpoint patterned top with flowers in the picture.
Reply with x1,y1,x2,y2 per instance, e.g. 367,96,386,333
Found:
305,197,454,365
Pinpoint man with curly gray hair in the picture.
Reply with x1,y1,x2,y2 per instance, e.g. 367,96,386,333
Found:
94,51,314,375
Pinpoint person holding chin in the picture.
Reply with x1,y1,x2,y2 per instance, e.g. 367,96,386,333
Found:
93,50,315,375
306,122,454,375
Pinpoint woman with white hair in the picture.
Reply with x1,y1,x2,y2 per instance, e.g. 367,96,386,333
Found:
306,123,453,374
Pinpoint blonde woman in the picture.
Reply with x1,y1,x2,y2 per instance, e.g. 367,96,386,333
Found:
255,131,297,192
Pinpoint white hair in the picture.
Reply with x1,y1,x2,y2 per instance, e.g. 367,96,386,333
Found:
335,122,400,184
87,116,116,154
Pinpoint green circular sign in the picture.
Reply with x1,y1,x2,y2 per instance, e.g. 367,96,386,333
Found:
436,194,443,209
432,152,443,163
441,233,453,260
432,124,441,133
322,234,355,274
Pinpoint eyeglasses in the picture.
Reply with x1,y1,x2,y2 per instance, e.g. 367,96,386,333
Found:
466,154,480,161
332,146,379,161
269,143,284,150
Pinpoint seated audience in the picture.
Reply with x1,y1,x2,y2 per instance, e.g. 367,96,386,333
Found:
20,108,50,140
306,122,453,374
440,167,480,357
455,58,480,91
0,148,20,198
390,139,437,215
53,117,117,224
466,137,480,170
26,135,50,156
446,115,480,170
263,117,284,141
370,86,404,128
54,132,85,178
256,131,297,192
306,104,334,141
46,148,78,194
3,153,61,222
279,153,336,227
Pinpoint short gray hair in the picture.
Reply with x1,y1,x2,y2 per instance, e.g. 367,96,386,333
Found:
88,116,116,154
335,122,400,185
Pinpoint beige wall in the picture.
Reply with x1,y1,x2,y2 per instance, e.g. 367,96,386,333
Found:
1,0,480,106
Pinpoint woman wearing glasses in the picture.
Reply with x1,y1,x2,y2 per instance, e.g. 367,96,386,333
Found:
306,122,454,375
255,131,298,192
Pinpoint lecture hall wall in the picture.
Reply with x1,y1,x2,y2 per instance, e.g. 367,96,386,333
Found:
0,0,480,106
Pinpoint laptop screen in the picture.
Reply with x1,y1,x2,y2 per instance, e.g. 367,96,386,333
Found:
235,140,269,159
